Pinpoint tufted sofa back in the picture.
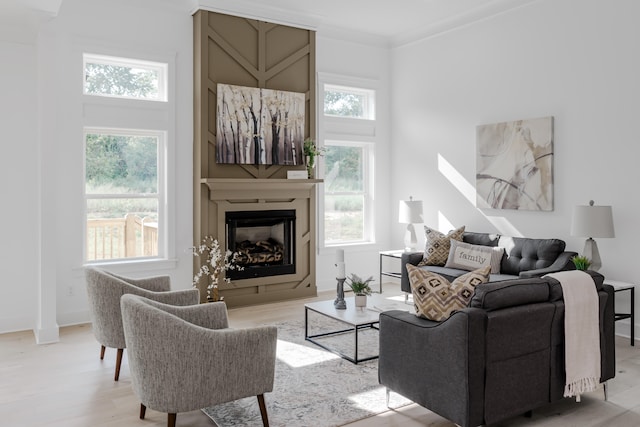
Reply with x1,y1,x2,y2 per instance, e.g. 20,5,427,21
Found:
462,232,567,276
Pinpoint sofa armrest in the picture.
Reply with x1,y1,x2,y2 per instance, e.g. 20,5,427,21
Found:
518,251,578,278
400,252,423,293
379,309,486,427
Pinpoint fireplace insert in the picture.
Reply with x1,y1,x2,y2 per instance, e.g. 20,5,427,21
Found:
226,210,296,279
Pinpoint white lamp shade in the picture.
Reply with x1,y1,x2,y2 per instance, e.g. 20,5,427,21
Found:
399,199,424,224
571,205,615,238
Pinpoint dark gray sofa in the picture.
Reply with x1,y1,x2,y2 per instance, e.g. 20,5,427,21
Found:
379,271,616,427
400,231,578,294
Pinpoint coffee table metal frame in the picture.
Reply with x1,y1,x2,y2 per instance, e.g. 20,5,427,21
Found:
304,298,380,364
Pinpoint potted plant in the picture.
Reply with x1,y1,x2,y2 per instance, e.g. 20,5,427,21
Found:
346,273,374,308
303,138,324,179
571,255,591,271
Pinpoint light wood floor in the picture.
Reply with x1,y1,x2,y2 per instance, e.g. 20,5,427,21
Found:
2,282,639,427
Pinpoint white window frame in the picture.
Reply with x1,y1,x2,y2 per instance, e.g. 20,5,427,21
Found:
318,73,378,249
83,53,168,102
81,49,175,268
323,84,376,120
83,127,167,263
322,139,375,247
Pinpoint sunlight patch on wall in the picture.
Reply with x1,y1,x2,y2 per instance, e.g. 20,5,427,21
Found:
437,153,523,237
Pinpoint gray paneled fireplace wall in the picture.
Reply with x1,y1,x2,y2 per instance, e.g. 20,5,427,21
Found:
193,10,318,306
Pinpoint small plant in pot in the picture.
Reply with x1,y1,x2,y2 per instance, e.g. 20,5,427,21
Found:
346,273,374,309
572,255,591,271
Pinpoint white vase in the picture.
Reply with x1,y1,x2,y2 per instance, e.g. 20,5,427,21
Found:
355,294,367,309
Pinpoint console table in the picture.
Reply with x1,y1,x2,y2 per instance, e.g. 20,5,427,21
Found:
606,280,636,346
379,250,405,294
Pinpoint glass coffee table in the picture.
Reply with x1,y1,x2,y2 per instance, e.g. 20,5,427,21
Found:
304,297,382,364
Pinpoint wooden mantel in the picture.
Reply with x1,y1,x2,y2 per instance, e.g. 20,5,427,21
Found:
202,178,322,199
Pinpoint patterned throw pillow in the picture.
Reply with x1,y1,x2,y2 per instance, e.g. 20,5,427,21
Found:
408,264,490,321
444,239,505,273
417,225,465,266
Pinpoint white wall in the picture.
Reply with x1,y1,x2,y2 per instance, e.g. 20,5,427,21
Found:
390,0,640,338
315,34,392,291
0,41,38,332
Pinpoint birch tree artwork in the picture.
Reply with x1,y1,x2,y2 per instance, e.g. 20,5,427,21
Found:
216,84,306,165
476,116,554,211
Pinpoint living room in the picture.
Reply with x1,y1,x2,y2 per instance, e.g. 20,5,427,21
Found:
1,0,639,425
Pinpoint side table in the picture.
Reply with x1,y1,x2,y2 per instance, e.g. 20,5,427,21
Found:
605,280,635,346
379,250,405,294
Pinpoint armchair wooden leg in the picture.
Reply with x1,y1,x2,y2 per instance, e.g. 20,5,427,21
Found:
140,404,146,420
114,348,124,381
257,394,269,427
167,413,176,427
100,345,106,360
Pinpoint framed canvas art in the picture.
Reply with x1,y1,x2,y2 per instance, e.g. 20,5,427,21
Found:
216,83,306,165
476,116,554,211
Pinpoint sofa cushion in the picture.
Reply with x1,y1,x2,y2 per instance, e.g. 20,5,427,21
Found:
445,239,505,273
498,236,566,275
418,225,465,267
470,278,551,311
408,264,490,321
463,231,499,247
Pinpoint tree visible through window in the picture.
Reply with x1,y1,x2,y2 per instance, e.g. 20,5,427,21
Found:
85,130,161,261
324,143,369,244
323,84,375,120
83,54,167,101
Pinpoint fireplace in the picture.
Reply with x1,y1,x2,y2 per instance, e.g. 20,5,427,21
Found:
226,209,296,280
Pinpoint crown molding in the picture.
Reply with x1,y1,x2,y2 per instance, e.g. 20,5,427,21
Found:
191,0,320,31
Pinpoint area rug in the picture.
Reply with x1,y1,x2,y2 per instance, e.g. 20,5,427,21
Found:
202,313,412,427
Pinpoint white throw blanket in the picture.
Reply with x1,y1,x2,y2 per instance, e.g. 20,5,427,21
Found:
545,270,601,399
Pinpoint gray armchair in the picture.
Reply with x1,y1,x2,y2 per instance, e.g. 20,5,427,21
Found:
85,267,199,380
120,294,277,427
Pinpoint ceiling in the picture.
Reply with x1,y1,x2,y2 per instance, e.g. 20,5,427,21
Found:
195,0,540,46
1,0,539,46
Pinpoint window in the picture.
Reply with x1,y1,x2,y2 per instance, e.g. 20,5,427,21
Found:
83,53,168,102
323,84,375,120
319,76,377,247
84,128,164,261
323,141,373,245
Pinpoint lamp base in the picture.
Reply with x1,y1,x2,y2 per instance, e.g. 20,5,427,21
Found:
583,238,602,271
404,223,418,252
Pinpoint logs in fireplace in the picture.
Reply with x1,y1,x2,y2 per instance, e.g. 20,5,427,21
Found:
226,210,295,280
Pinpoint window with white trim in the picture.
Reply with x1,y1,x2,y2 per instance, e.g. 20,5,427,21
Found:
323,140,374,245
83,53,168,101
324,84,375,120
319,77,377,246
83,53,170,263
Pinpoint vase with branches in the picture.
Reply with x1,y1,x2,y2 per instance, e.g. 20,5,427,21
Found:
192,236,243,302
303,138,324,179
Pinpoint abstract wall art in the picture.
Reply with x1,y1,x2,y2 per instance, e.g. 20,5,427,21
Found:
476,116,554,211
216,83,306,165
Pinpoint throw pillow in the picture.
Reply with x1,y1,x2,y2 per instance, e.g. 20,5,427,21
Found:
408,264,490,321
445,239,505,274
417,225,465,267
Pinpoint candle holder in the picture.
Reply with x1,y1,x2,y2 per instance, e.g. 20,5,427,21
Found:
334,277,346,309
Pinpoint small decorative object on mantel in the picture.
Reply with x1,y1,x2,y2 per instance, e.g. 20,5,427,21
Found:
192,236,243,302
303,138,324,179
571,255,591,271
346,273,374,309
334,248,347,309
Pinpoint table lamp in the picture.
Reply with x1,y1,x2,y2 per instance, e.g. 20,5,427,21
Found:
570,200,615,271
399,196,424,252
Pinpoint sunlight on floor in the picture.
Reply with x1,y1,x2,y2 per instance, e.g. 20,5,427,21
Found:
276,338,339,368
